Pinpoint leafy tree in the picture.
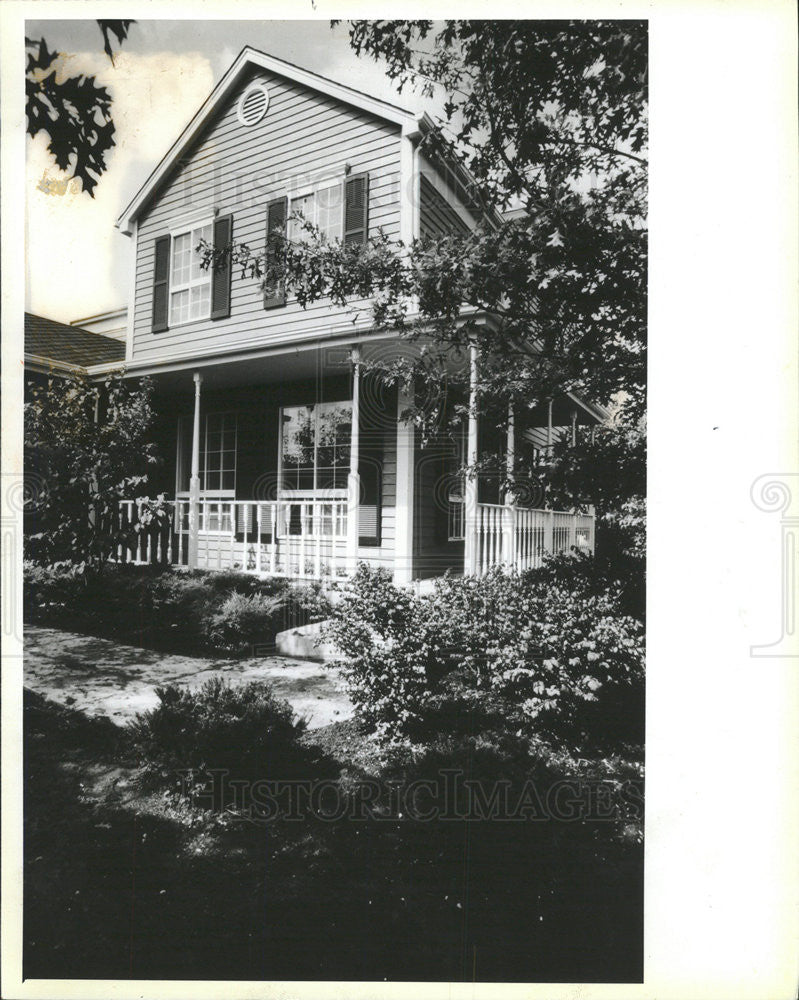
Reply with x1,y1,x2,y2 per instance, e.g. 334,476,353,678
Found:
26,20,135,196
203,20,647,431
544,414,645,516
24,371,160,566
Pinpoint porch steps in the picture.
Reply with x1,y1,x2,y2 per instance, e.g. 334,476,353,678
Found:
275,621,337,663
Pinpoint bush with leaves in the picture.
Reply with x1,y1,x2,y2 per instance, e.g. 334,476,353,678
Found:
324,564,644,748
25,371,160,567
24,562,330,656
127,678,306,796
203,591,287,655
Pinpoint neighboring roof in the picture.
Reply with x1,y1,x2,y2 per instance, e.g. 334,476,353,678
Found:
25,313,125,372
116,46,418,236
71,307,128,327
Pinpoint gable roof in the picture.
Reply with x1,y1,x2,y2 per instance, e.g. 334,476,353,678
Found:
116,46,418,236
25,313,125,372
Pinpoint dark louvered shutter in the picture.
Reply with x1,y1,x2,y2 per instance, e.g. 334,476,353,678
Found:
264,197,287,309
344,173,369,246
211,214,233,320
152,235,171,332
358,457,382,546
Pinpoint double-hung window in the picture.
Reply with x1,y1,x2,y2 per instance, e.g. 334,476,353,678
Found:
169,221,213,325
176,410,237,533
176,411,237,497
287,181,343,245
280,402,351,495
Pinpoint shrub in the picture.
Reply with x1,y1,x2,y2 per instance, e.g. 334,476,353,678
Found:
24,561,331,656
203,591,286,654
322,565,447,739
127,677,306,793
324,564,644,748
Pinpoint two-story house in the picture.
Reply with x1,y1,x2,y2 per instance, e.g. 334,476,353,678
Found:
88,46,603,584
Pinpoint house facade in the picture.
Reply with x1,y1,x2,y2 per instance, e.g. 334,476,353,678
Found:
88,47,601,584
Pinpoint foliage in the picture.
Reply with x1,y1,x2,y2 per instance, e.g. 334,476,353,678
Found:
127,677,306,790
203,591,288,654
203,19,647,427
539,415,646,608
26,683,643,983
544,415,646,514
24,371,159,567
24,561,331,656
324,564,644,747
26,21,135,195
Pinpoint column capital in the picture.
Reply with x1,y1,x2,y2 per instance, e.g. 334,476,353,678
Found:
193,371,203,388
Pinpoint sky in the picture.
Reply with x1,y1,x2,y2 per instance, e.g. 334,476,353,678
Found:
25,19,440,324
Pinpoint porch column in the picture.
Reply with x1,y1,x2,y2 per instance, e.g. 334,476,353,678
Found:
393,378,415,586
546,398,553,452
570,408,578,447
347,347,361,575
188,372,202,569
503,402,516,569
463,345,479,576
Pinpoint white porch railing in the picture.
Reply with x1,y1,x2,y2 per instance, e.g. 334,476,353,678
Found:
472,502,595,575
115,498,349,580
115,497,595,581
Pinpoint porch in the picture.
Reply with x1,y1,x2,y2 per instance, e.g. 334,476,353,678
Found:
109,335,599,582
115,497,594,580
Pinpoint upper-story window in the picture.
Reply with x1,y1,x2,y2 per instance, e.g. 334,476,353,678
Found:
288,182,344,244
169,222,213,326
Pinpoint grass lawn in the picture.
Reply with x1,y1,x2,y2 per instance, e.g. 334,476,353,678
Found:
24,688,643,983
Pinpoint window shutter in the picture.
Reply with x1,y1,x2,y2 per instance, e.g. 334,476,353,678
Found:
211,214,233,320
264,197,287,309
358,457,382,546
344,173,369,246
152,235,171,332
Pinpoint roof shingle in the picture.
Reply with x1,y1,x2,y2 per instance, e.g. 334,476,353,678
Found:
25,313,125,369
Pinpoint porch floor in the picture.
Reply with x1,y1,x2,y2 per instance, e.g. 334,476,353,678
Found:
23,626,353,730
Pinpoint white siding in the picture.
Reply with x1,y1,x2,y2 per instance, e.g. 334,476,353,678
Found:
132,66,402,363
419,174,472,238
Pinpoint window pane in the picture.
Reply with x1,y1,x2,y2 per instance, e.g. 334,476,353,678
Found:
170,289,189,325
316,402,351,479
288,193,315,244
190,224,213,281
172,233,191,284
317,183,342,241
282,406,315,484
189,283,210,320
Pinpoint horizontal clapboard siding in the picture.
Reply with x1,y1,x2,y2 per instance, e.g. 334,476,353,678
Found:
524,426,570,450
419,174,473,238
133,67,402,363
360,410,397,567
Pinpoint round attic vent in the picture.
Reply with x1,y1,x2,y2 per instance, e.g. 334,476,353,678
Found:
237,84,269,127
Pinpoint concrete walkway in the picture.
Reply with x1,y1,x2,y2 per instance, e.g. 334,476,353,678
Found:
24,625,353,729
